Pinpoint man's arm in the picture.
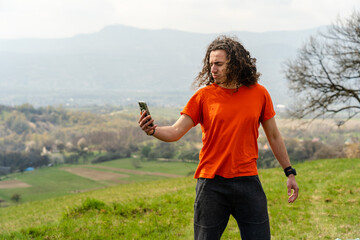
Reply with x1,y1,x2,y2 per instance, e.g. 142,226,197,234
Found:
138,112,194,142
261,117,299,203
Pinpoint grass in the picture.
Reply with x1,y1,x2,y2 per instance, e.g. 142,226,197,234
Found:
0,176,195,237
0,159,198,207
0,167,106,204
0,158,359,239
95,157,198,176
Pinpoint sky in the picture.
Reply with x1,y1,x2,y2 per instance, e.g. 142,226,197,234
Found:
0,0,359,39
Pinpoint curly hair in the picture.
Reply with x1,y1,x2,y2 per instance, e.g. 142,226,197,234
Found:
193,35,260,89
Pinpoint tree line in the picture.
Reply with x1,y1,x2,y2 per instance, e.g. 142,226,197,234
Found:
0,103,202,175
1,103,359,176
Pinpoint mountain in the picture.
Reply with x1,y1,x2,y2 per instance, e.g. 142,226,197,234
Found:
0,25,325,107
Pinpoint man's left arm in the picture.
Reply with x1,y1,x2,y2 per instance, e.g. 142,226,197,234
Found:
261,117,299,203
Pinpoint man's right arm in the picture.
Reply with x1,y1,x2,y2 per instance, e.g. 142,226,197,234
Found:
138,112,194,142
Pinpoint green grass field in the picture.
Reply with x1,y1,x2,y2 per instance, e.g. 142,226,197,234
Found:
0,167,105,203
0,158,359,239
0,158,198,206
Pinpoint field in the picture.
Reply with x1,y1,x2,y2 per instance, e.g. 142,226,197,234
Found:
0,180,31,189
0,158,359,239
0,158,197,206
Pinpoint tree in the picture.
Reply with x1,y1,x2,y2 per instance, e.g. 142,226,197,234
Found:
285,11,360,121
5,111,30,134
56,140,65,153
77,137,89,163
140,145,152,159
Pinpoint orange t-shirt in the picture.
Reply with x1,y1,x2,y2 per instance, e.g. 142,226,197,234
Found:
181,83,275,179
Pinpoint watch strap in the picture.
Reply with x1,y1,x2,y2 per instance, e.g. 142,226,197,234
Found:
284,166,297,177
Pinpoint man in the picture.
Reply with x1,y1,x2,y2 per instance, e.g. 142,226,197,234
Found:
138,35,299,240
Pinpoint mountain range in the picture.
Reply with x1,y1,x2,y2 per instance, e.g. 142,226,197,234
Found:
0,25,325,107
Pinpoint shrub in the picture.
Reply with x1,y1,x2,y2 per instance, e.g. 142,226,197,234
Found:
11,193,21,203
346,143,360,158
64,198,110,218
91,151,129,164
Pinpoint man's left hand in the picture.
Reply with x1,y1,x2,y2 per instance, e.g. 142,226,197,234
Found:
287,175,299,203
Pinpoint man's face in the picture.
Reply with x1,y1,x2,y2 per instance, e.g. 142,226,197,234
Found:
209,50,228,85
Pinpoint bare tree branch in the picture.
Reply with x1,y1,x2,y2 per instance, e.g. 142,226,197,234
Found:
284,10,360,121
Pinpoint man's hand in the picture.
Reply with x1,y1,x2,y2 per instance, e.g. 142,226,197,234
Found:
287,175,299,203
138,111,157,135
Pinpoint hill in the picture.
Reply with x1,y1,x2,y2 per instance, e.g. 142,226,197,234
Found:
0,25,324,107
0,158,359,239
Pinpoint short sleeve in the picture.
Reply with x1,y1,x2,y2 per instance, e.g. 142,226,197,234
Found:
260,87,276,122
181,90,203,126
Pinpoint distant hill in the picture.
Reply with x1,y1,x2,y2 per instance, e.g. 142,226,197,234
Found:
0,25,325,107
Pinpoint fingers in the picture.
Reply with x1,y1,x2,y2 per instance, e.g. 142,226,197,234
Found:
288,189,298,203
288,190,296,203
138,111,150,127
138,111,147,124
140,116,153,129
287,184,299,203
138,111,156,134
287,176,299,203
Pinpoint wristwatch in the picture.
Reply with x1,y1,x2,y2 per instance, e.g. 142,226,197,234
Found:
284,166,297,177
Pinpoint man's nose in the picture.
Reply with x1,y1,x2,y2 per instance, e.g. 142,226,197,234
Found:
211,66,217,72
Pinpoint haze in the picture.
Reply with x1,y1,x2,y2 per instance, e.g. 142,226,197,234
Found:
0,0,359,39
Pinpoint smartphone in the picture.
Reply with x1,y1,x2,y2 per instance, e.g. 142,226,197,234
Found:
138,101,154,127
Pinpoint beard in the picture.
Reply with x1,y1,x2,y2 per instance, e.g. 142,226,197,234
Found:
214,77,227,85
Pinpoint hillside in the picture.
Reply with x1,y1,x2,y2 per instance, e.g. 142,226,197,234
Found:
0,158,198,206
0,104,204,177
1,102,359,190
0,158,359,239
